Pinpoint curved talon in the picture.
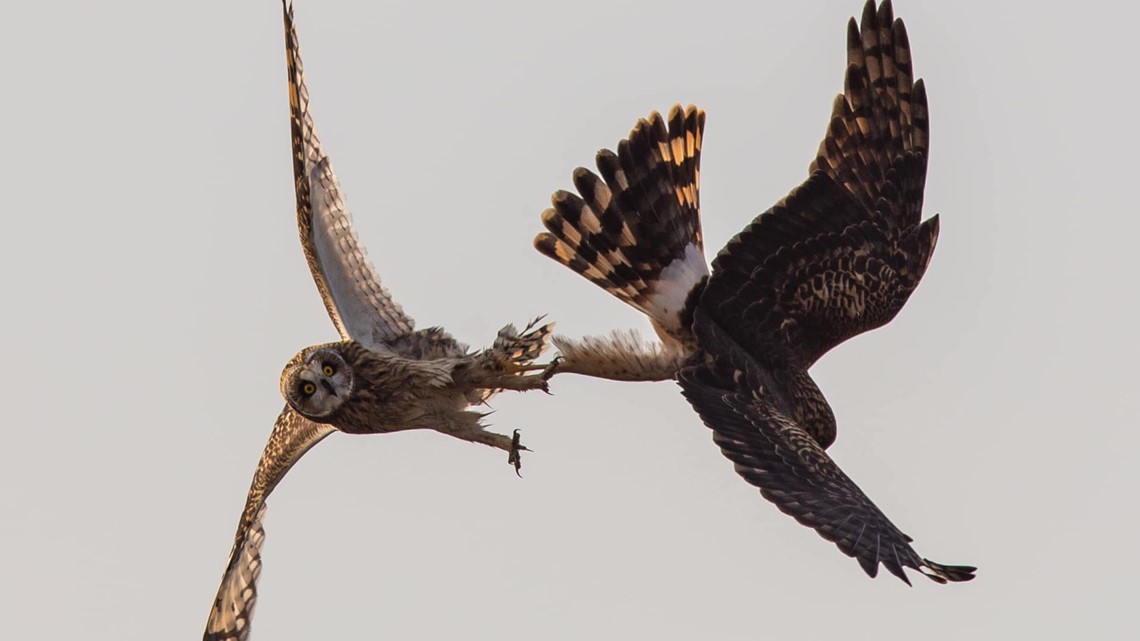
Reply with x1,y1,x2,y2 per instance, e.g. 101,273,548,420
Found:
487,359,511,375
492,360,549,376
508,429,530,477
541,355,562,381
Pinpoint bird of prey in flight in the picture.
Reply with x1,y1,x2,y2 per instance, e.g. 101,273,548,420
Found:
203,3,553,639
535,0,974,584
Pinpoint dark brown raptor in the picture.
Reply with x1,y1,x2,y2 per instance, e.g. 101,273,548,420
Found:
536,0,973,584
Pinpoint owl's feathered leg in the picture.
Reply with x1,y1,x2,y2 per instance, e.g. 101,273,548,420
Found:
507,429,526,477
457,318,558,394
484,317,554,373
443,411,530,476
475,371,553,393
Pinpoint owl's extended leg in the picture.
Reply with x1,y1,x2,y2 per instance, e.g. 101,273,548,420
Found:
476,370,552,393
477,318,555,376
446,412,530,476
454,359,555,394
492,361,551,375
507,430,526,475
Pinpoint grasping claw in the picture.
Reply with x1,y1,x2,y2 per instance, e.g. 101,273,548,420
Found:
508,429,530,477
541,355,562,382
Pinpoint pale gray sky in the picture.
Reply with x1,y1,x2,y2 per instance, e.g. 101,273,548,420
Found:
2,0,1137,639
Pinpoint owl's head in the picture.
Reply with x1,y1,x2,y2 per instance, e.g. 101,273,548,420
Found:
280,345,355,420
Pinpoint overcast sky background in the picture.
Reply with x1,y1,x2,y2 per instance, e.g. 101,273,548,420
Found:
2,0,1137,638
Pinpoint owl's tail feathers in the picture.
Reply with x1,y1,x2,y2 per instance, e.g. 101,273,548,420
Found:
492,316,554,368
534,104,710,342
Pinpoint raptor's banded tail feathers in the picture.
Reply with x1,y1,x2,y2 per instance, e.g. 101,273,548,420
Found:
536,105,709,343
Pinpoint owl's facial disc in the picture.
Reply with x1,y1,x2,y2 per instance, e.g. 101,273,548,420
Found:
282,347,353,420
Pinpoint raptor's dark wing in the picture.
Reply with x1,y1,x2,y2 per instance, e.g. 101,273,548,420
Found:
810,0,929,228
701,171,938,372
678,317,974,584
703,0,936,370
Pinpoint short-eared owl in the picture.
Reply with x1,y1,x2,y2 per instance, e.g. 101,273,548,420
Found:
535,0,973,584
204,3,552,639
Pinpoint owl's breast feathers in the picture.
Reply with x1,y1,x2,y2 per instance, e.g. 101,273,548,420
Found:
328,341,464,434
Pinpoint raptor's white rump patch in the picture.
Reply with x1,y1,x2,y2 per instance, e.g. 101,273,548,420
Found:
644,243,708,336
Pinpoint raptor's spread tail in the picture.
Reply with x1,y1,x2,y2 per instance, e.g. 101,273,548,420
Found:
535,105,709,344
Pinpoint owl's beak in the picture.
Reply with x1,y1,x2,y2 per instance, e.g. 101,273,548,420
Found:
320,379,337,396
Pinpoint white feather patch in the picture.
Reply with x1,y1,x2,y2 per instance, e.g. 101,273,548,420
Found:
644,243,708,335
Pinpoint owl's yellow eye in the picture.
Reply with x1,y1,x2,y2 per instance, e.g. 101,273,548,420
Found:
323,365,335,377
301,382,317,396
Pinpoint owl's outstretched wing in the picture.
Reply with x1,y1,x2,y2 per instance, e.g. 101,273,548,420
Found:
678,317,974,585
203,503,265,641
282,1,414,349
204,407,335,641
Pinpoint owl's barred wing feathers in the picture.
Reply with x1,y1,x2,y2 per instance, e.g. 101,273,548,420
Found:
203,504,265,641
535,105,708,342
283,1,414,348
679,318,974,584
204,407,335,641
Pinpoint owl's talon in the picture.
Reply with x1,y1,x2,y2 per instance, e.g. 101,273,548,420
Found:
508,429,530,477
490,357,550,375
541,355,562,381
